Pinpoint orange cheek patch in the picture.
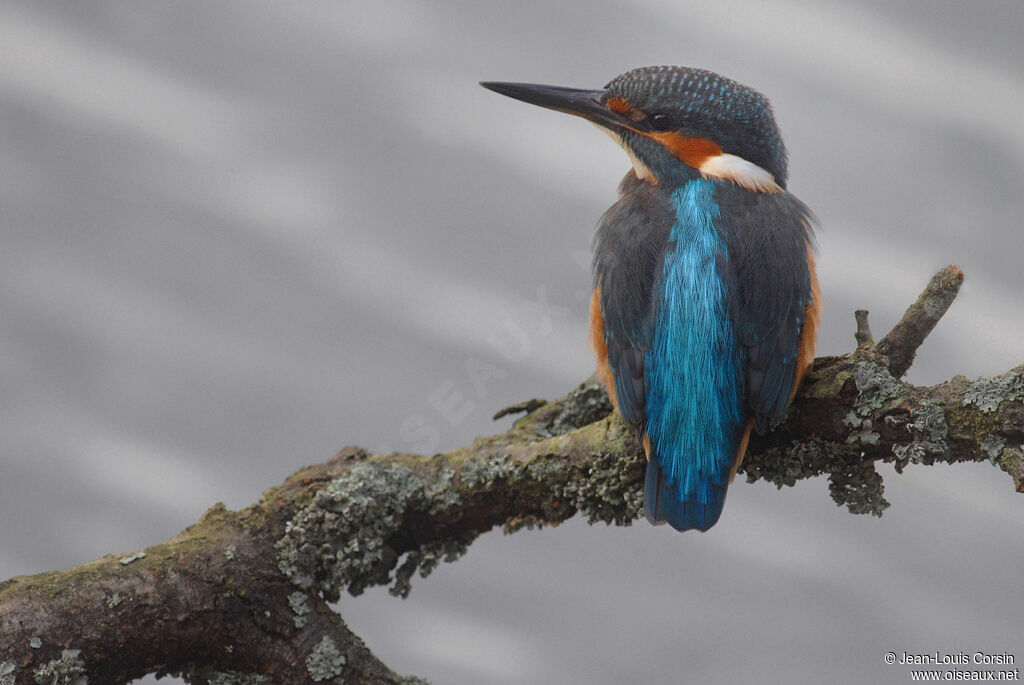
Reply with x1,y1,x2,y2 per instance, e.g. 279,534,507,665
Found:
606,96,633,115
646,131,722,169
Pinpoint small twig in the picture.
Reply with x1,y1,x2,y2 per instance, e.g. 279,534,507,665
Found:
875,265,964,378
493,398,546,420
854,310,874,350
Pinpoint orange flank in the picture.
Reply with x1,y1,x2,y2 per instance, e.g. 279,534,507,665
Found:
589,287,618,410
729,418,755,483
645,131,722,170
792,243,822,398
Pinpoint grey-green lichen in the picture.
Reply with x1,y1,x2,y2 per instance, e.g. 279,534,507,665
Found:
1,662,16,685
854,361,903,416
743,436,889,515
207,673,269,685
184,667,270,685
33,649,87,685
224,544,237,561
891,400,949,472
460,455,513,488
981,435,1006,462
306,635,345,682
744,437,841,489
845,420,880,446
828,461,889,516
426,468,460,514
389,537,471,599
554,450,644,526
525,458,566,481
549,382,614,435
29,637,42,649
288,591,311,628
277,461,466,600
964,373,1024,413
105,591,122,608
844,409,880,445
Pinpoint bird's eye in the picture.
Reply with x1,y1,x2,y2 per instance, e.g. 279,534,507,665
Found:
649,112,675,131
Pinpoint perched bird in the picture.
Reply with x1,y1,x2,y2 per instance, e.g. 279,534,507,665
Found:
482,66,820,531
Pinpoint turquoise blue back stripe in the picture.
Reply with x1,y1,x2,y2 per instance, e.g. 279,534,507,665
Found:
643,179,744,527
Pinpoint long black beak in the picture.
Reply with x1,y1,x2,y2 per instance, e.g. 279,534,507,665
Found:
480,81,628,132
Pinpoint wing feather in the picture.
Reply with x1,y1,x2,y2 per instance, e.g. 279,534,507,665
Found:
714,184,816,431
592,173,675,431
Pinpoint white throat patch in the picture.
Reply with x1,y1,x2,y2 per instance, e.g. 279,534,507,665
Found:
596,126,657,183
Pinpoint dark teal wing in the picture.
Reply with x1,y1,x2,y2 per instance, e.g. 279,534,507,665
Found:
592,173,674,430
715,184,816,431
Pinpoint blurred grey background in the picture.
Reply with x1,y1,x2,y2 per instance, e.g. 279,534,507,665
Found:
2,1,1022,683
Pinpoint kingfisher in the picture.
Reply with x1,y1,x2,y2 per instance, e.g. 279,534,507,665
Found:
482,66,820,531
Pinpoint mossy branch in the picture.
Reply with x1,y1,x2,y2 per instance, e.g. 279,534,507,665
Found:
1,266,1020,684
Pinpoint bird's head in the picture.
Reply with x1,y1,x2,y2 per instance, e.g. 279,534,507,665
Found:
482,65,788,191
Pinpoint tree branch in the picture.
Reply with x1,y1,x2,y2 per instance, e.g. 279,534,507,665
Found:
1,266,1020,683
874,264,964,378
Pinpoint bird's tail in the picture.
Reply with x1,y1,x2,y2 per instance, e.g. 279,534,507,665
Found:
643,459,726,532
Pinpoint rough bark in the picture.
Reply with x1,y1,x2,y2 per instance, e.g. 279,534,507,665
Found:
1,266,1020,684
